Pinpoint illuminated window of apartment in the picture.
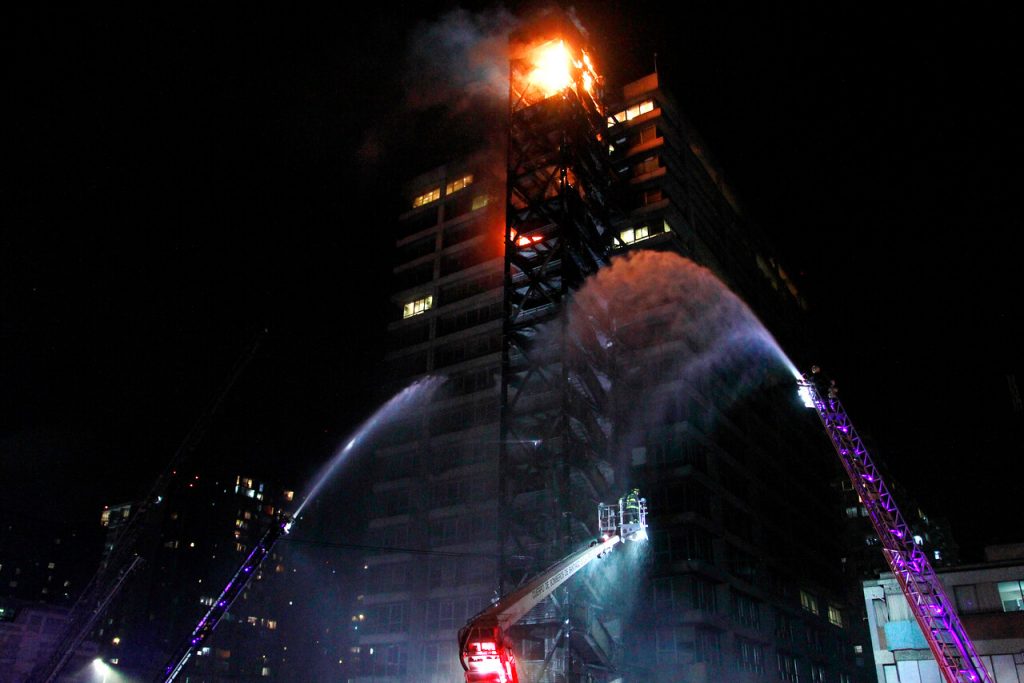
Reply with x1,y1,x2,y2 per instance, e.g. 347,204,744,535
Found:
412,187,440,208
998,581,1024,612
100,510,110,526
607,99,655,126
266,620,277,630
800,589,819,615
283,490,294,502
247,616,258,625
445,174,473,195
828,604,844,627
663,219,673,232
261,667,271,677
402,295,433,319
471,194,489,210
619,225,650,245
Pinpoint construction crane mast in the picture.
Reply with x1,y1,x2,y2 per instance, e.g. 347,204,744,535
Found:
458,491,647,683
798,367,992,683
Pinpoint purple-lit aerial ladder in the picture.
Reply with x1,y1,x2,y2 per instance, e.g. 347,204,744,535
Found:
159,515,292,683
798,367,992,683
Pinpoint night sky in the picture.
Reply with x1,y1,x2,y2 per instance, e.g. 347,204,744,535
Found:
4,3,1021,562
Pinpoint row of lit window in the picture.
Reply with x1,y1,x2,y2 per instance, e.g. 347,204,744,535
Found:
616,219,673,246
799,589,844,627
607,99,655,127
403,295,433,319
412,174,474,208
402,218,670,317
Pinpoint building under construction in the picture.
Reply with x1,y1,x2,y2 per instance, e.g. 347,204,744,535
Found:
359,9,868,683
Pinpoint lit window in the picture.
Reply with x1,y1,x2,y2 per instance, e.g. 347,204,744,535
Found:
663,219,672,232
828,604,843,627
266,620,277,630
471,195,489,210
800,590,819,615
283,490,294,502
619,225,650,245
934,549,942,561
100,510,111,526
47,562,55,569
261,666,271,676
445,174,473,195
997,581,1024,612
403,295,433,319
606,100,655,127
413,187,440,208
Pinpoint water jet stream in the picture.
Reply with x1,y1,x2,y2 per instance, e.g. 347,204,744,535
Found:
293,376,445,520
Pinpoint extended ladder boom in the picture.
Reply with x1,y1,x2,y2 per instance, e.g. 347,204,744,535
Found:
160,516,291,682
458,491,647,683
798,368,991,683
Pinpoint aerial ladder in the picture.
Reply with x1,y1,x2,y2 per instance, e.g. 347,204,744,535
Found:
798,366,992,683
159,514,292,682
458,491,648,683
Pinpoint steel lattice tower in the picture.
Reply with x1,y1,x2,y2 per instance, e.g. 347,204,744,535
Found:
497,12,622,681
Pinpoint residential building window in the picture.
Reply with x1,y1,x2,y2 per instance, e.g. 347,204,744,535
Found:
736,637,764,673
828,604,844,627
413,187,440,208
810,663,826,683
633,123,658,146
777,652,798,682
800,590,819,616
695,628,721,665
633,155,661,177
403,295,433,319
954,584,979,613
375,644,407,677
446,174,473,195
997,581,1024,612
732,590,760,629
423,642,450,675
607,99,655,126
655,627,691,664
619,225,650,245
471,194,489,210
640,188,665,206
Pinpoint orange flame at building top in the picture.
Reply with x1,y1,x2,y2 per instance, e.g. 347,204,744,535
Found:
528,40,573,98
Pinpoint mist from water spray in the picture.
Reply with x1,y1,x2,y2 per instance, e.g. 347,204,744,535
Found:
565,251,799,452
292,376,446,520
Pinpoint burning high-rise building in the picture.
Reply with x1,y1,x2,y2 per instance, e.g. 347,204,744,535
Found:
360,8,869,683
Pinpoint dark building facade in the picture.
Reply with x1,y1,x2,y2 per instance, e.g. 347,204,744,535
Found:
360,15,871,683
97,471,296,681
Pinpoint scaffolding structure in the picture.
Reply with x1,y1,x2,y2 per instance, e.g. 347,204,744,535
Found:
498,11,622,681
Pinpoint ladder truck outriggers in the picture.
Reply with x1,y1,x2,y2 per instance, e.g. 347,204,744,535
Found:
798,366,992,683
458,491,648,683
